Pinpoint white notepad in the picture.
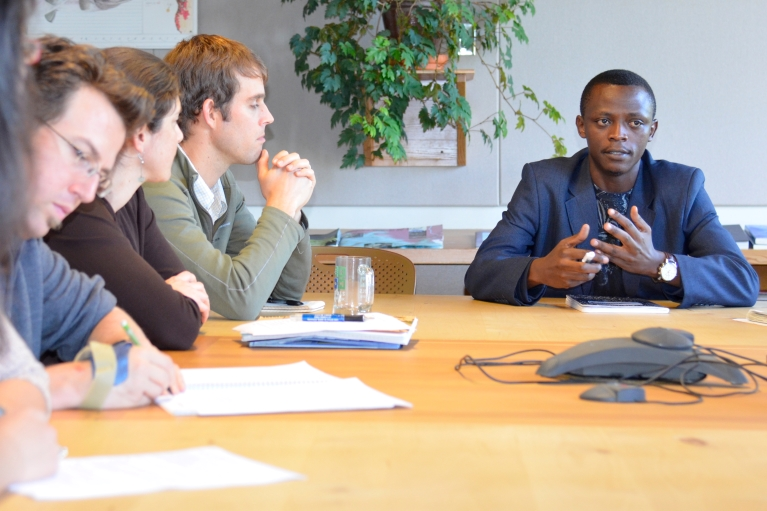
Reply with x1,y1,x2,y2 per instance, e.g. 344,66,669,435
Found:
10,446,302,501
157,361,412,416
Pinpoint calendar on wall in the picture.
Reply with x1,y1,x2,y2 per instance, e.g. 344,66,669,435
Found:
28,0,197,49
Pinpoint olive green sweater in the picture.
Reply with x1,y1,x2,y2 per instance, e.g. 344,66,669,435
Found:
142,148,311,320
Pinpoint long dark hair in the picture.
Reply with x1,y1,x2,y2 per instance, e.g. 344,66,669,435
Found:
0,0,33,347
101,47,180,133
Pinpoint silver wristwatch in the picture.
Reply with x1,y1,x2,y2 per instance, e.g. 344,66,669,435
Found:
655,253,678,282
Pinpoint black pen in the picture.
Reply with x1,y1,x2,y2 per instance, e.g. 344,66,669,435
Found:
267,299,304,306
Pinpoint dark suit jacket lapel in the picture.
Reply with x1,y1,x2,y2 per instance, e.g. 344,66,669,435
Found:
623,152,657,297
565,154,601,294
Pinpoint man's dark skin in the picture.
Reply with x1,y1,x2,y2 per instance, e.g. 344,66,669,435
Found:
527,84,681,289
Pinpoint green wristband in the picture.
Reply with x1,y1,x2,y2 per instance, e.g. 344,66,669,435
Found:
74,341,117,410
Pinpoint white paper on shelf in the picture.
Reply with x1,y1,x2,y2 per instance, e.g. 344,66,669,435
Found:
156,361,412,416
10,446,302,501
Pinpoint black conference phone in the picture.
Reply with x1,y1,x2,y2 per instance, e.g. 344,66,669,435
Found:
536,327,747,385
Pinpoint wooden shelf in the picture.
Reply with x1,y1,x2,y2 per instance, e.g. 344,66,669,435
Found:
314,231,767,272
414,69,475,82
743,249,767,266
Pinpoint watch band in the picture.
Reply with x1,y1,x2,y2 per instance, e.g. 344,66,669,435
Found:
655,252,678,282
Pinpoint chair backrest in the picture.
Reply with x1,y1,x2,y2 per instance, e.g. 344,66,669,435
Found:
307,247,416,294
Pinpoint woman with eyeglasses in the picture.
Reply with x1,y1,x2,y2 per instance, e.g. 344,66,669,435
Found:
45,47,210,351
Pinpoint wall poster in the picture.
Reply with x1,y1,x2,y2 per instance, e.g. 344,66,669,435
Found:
28,0,197,49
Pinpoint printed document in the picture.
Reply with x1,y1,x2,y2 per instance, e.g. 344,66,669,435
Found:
157,361,412,416
11,446,302,501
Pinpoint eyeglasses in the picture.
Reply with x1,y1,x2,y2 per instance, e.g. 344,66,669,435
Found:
44,122,112,195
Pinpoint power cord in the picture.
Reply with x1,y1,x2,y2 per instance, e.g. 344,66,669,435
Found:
455,344,767,405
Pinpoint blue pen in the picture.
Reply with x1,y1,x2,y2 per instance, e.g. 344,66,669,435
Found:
300,314,365,322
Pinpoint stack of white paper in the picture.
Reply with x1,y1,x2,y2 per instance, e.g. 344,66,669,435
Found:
157,361,412,416
235,312,418,349
10,446,302,501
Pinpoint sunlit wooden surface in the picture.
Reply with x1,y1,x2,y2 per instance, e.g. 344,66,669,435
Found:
4,295,767,510
206,294,767,348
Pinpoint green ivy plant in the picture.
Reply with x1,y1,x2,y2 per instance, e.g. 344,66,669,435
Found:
281,0,566,168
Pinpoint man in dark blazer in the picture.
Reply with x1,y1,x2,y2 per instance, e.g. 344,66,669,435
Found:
465,69,759,308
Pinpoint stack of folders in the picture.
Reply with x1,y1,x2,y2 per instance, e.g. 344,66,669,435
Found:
235,313,418,350
746,309,767,325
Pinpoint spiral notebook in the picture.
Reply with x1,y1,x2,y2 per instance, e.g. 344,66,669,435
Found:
156,361,411,416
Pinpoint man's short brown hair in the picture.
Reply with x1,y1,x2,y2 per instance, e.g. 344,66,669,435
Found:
164,34,268,139
31,36,153,135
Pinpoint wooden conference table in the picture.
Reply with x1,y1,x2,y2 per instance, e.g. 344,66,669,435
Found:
5,295,767,510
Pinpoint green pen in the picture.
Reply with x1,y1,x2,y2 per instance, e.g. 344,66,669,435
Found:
121,320,176,395
121,320,141,346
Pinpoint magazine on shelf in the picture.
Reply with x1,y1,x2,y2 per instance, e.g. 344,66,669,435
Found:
339,225,443,249
745,225,767,247
309,229,341,247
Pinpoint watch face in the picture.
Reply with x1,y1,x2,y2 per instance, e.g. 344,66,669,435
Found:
660,261,677,281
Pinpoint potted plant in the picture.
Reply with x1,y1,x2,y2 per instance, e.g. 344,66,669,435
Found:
281,0,566,168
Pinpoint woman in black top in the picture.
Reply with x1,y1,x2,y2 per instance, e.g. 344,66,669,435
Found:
46,47,209,350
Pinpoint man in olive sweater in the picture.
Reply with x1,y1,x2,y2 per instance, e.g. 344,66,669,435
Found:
143,35,316,320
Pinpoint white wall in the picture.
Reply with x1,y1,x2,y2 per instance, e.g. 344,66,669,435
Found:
499,0,767,207
204,0,767,227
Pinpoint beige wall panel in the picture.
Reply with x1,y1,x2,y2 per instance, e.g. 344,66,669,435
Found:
501,0,767,207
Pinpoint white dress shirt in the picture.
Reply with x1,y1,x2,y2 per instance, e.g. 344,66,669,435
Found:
178,145,228,222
